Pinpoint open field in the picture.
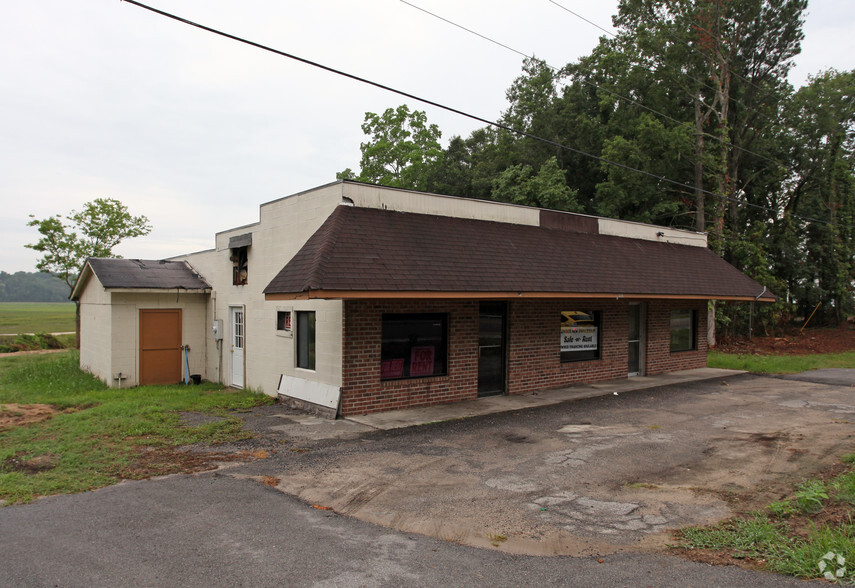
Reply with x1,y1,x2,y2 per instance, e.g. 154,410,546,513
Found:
0,302,75,335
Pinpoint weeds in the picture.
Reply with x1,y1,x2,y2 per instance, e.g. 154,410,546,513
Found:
794,480,829,514
0,333,69,353
679,459,855,582
487,532,508,547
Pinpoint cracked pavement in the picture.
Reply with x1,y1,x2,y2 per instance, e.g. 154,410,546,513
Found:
220,371,855,556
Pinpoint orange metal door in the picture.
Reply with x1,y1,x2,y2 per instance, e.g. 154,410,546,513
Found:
139,309,182,385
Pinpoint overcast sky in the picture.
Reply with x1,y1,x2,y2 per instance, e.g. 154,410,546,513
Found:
2,0,854,274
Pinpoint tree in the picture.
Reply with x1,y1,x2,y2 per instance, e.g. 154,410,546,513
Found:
338,105,443,191
26,198,151,291
0,271,70,302
612,0,808,247
491,157,583,212
777,70,855,324
26,198,152,346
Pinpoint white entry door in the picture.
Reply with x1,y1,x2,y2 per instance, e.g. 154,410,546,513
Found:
230,306,245,388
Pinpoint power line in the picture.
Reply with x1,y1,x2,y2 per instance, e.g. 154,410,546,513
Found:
400,1,688,128
554,0,792,113
402,0,797,185
120,0,828,227
547,0,773,123
546,0,726,101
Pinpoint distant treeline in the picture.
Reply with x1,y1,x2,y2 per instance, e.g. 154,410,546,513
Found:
0,272,70,302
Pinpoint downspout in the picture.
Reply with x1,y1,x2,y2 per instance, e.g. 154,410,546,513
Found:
212,291,222,385
749,286,767,340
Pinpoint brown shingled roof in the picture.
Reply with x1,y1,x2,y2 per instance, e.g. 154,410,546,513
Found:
263,206,775,301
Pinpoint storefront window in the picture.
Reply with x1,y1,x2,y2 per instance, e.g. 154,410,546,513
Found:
381,313,448,380
560,310,600,363
670,309,696,352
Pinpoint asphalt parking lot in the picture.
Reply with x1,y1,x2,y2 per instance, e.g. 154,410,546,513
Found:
232,370,855,556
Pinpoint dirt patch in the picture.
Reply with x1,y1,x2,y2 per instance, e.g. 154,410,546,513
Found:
674,546,769,572
3,453,59,474
0,404,59,429
119,445,273,480
716,324,855,355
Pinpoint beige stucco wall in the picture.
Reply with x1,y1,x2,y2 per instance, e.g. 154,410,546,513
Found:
78,275,113,386
342,182,541,226
107,291,209,387
77,276,209,388
178,183,345,396
342,182,707,247
597,218,707,247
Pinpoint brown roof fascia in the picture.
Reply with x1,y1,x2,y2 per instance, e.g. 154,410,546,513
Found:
265,290,776,302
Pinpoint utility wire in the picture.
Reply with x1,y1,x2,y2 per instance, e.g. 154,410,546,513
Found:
401,1,689,128
546,0,727,102
120,0,828,226
547,0,766,120
553,0,791,117
403,0,796,184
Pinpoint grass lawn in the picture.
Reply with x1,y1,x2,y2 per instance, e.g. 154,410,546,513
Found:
0,302,76,334
708,349,855,373
0,351,274,504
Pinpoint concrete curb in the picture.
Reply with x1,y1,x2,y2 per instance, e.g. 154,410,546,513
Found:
346,367,747,430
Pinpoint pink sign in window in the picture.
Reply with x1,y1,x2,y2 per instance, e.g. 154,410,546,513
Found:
409,346,435,377
381,358,405,379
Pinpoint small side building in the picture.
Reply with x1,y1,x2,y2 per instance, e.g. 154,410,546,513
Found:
72,181,774,416
71,258,211,387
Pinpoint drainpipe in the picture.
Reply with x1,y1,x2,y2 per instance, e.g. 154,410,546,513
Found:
750,286,768,340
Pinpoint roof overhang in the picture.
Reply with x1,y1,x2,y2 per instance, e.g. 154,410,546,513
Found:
69,262,94,301
108,287,211,295
266,290,773,302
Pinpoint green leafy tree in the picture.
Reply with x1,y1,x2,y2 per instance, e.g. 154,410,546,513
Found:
26,198,152,290
613,0,807,246
778,70,855,324
491,157,583,212
26,198,152,346
338,105,443,191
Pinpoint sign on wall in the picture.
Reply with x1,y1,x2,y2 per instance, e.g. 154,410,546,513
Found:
560,310,600,362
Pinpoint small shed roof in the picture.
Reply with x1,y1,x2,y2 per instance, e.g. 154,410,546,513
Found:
71,258,210,299
263,206,775,302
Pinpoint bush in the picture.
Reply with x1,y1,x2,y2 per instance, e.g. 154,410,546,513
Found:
1,333,67,353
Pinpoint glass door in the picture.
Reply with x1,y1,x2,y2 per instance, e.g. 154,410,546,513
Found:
628,303,643,376
478,302,507,397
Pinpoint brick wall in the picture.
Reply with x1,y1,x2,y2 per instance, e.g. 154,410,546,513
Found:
507,299,628,394
341,298,709,416
341,299,479,416
645,300,709,375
